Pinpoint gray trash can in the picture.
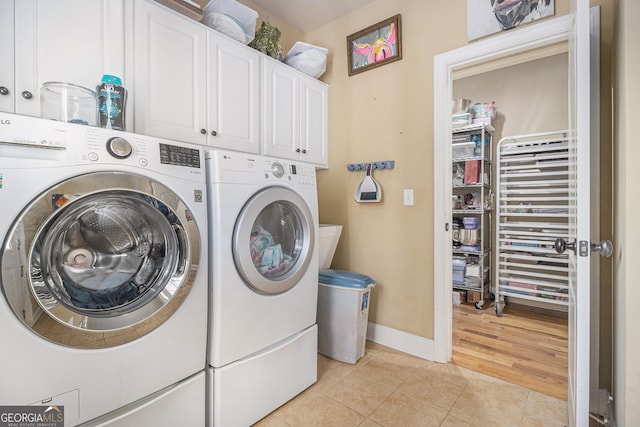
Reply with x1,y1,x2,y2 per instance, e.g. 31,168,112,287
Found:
317,269,375,364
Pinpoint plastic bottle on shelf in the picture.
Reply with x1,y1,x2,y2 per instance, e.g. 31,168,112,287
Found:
98,74,127,130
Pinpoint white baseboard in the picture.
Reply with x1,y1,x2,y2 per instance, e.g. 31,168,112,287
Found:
366,322,435,361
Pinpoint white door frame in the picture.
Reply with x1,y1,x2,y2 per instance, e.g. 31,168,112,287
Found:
433,14,573,364
433,8,602,422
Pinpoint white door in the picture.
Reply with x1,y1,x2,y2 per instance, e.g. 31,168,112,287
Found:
565,1,602,425
300,75,329,167
133,0,207,144
207,32,260,153
13,0,124,117
262,59,300,160
0,0,15,113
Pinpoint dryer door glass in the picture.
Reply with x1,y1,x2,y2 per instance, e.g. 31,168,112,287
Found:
233,186,315,294
1,172,201,348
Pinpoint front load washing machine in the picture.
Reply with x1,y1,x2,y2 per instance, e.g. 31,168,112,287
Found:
205,149,319,427
0,113,207,426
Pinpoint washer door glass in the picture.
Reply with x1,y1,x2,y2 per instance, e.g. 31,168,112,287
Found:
1,172,200,348
233,186,314,294
33,192,178,315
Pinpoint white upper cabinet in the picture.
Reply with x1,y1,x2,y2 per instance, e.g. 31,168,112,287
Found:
300,74,329,167
0,0,15,113
132,0,208,144
206,32,260,153
261,58,300,159
1,0,124,116
262,57,328,167
133,0,260,153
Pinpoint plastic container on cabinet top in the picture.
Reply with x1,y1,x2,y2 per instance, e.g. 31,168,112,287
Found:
284,42,329,78
202,0,258,44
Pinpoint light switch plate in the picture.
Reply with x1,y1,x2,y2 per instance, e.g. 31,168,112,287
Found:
403,189,414,206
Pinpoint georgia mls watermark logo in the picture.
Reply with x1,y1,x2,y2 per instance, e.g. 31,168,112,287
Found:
0,406,64,427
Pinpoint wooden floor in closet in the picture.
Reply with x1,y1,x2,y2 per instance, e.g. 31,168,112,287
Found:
452,301,568,401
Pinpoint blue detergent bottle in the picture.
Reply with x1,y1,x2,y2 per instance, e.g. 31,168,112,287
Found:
98,74,127,130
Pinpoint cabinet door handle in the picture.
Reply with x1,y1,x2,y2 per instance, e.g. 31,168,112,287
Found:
296,148,301,153
0,86,9,96
200,129,207,135
21,90,33,100
211,130,217,136
302,149,307,154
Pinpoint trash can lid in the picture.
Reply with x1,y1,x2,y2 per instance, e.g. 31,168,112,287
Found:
318,269,375,289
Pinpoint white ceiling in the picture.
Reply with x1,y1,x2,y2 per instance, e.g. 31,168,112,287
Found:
248,0,377,33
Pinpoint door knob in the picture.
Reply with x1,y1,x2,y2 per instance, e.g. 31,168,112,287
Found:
555,238,576,254
591,240,613,257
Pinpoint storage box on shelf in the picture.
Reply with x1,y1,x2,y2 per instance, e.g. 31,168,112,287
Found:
451,123,494,309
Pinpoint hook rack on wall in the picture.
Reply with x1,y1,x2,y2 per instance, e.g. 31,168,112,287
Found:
346,160,395,171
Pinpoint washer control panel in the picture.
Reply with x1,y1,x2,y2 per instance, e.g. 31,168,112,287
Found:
159,143,201,168
82,126,202,172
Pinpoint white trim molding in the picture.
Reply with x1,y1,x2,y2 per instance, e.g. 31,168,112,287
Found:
366,322,435,361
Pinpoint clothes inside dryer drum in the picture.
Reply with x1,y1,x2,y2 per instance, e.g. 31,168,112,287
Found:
31,192,179,315
249,201,302,279
232,185,314,295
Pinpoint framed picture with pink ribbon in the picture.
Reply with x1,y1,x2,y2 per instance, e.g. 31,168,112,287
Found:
347,14,402,76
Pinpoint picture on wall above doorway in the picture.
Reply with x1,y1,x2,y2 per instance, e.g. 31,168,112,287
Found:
467,0,555,41
347,14,402,76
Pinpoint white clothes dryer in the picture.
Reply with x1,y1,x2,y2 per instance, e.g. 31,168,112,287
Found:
205,149,319,427
0,113,207,426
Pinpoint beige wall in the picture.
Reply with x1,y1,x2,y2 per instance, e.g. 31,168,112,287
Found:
453,53,569,140
614,0,639,424
308,0,472,338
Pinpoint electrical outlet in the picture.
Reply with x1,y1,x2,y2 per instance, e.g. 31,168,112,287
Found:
403,189,414,206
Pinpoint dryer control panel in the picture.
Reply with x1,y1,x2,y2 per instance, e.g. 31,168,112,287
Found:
264,159,315,187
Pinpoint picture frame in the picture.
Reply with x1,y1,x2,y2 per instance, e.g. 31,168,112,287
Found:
347,14,402,76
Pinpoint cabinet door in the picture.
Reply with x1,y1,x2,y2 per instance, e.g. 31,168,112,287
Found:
133,0,207,144
300,75,328,167
261,58,300,160
13,0,124,117
0,0,14,112
207,33,260,153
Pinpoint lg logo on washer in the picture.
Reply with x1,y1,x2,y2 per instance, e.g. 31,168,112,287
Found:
0,119,10,125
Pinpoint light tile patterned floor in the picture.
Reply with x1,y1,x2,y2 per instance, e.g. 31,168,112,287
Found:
254,341,568,427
